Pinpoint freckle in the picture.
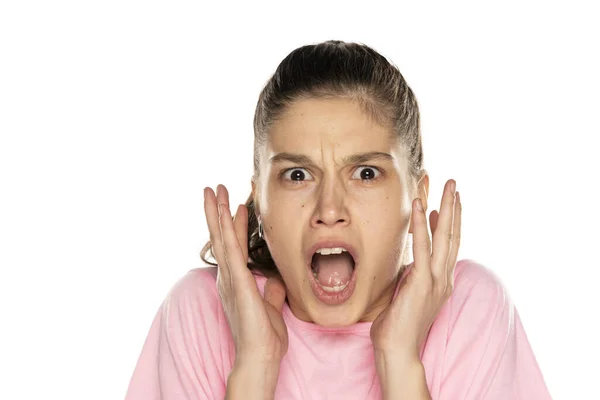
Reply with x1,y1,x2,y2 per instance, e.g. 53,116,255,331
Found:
269,225,272,230
301,204,304,208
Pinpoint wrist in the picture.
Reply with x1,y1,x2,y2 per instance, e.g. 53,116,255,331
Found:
375,351,430,400
374,348,420,371
226,361,280,400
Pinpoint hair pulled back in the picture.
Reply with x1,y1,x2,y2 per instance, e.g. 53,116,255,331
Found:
200,40,425,279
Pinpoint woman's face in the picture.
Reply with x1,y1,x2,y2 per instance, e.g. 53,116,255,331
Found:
253,97,427,327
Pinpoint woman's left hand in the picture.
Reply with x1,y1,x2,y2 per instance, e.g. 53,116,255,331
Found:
370,179,462,363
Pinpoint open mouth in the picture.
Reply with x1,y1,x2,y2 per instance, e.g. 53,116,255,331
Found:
310,247,356,293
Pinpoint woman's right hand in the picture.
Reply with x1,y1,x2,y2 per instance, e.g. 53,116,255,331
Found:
204,184,288,369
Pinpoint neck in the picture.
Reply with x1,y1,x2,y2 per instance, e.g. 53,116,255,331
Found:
358,264,407,322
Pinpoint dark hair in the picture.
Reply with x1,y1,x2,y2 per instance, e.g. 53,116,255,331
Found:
200,40,425,279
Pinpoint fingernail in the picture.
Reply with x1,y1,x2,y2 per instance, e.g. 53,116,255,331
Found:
218,203,223,217
450,180,456,194
416,198,423,212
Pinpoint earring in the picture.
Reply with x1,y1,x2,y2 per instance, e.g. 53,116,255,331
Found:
258,219,264,239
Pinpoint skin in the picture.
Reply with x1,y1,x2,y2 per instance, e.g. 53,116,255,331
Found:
252,97,429,326
204,97,462,399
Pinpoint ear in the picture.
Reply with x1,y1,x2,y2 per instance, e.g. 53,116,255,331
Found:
408,172,429,234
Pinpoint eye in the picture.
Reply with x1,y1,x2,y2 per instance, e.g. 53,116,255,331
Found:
282,168,314,182
351,166,381,182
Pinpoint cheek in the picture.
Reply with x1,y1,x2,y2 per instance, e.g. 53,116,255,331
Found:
264,183,316,222
262,191,310,262
354,188,409,264
351,186,405,223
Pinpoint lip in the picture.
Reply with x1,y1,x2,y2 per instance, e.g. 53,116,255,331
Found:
305,239,359,305
305,240,359,266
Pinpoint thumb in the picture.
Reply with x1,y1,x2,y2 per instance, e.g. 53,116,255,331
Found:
264,277,286,312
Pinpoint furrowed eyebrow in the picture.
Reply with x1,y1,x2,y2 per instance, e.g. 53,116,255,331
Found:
341,151,394,165
269,152,316,167
269,151,394,167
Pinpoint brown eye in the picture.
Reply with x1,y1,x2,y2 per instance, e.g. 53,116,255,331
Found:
282,168,314,182
351,166,381,181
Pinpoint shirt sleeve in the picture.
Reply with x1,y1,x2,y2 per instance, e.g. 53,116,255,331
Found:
124,268,228,400
439,263,553,400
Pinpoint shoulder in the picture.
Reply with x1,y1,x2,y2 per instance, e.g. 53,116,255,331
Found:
164,265,269,307
165,265,218,302
429,262,550,398
447,258,512,326
158,265,222,325
452,258,509,303
454,258,506,289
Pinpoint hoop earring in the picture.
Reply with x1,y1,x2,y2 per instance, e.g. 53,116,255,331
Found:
258,220,264,239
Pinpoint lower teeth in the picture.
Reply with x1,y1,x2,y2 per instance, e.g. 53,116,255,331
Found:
312,271,349,292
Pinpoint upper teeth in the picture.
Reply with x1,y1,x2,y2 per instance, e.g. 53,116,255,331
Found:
316,247,348,255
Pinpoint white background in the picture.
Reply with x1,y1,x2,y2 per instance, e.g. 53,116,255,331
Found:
1,1,598,399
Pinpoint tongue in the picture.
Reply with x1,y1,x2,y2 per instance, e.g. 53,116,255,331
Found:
312,253,354,287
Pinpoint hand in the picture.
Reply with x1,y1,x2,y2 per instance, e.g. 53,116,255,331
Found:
370,179,462,362
204,184,288,367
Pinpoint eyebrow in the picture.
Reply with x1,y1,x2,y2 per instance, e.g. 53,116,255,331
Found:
269,151,394,168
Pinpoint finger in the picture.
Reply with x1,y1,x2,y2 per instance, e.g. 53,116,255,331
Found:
264,277,287,312
216,184,230,209
219,184,249,265
218,201,259,296
214,183,232,265
204,187,230,283
446,191,462,291
411,197,433,280
431,180,456,284
233,204,249,263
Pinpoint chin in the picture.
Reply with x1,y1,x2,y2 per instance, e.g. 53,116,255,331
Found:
305,297,366,327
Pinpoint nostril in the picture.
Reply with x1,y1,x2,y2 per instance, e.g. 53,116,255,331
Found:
316,218,346,225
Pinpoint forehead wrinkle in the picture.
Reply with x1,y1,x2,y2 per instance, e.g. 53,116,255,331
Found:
268,151,396,169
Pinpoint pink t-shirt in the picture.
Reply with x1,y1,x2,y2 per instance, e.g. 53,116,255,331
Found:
125,259,552,399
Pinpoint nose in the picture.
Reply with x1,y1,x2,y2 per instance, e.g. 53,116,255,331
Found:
310,175,350,229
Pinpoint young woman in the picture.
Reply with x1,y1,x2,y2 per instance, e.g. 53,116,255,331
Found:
125,40,552,399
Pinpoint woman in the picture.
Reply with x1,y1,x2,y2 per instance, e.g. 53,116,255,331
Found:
125,40,552,399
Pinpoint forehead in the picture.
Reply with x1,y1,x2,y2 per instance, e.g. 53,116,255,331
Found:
267,97,394,152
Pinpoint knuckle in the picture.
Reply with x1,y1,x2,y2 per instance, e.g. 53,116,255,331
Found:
414,241,431,250
221,245,230,263
443,279,454,299
421,276,434,296
432,277,451,299
454,234,461,245
444,290,452,302
433,280,445,297
419,285,431,298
